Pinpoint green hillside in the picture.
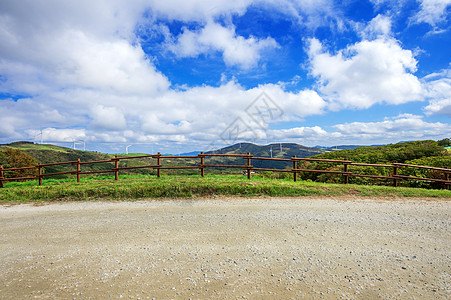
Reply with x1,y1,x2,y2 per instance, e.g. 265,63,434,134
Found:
205,142,326,170
297,140,450,188
207,142,325,158
303,140,446,164
1,142,162,178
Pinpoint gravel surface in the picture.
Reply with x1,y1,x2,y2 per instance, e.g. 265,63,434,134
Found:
0,198,450,299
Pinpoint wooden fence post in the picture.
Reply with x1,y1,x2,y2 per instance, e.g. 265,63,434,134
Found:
114,155,119,180
0,165,4,188
246,153,251,179
200,152,205,177
445,171,449,190
393,162,398,187
157,152,161,178
76,159,81,183
292,155,297,182
38,164,43,186
343,162,349,184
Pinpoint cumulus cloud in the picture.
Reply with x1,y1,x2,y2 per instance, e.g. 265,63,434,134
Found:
90,105,127,131
423,68,451,116
332,114,449,141
267,0,344,30
256,85,327,120
147,0,341,30
267,126,330,145
0,0,448,152
29,128,87,143
411,0,451,28
268,114,450,146
359,14,392,39
146,0,252,21
1,78,326,145
307,37,423,109
424,99,451,115
0,30,170,96
168,22,279,69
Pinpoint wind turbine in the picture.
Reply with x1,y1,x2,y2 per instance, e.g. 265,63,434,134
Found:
270,145,273,158
126,145,132,154
33,130,42,144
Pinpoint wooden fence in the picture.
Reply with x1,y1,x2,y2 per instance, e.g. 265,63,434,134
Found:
0,152,450,189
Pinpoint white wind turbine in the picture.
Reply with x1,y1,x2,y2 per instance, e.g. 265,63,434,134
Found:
33,129,43,144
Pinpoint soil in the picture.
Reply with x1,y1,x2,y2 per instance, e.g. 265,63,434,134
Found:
0,198,449,299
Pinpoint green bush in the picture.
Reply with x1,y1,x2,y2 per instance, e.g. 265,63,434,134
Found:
0,148,38,179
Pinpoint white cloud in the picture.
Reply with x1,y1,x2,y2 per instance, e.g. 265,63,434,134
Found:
424,98,451,115
411,0,451,28
0,0,448,152
423,68,451,116
268,126,328,140
268,114,450,146
359,14,392,39
332,114,449,141
146,0,252,21
91,105,127,131
147,0,341,30
257,85,327,120
35,128,87,143
268,0,344,30
1,78,326,145
168,21,279,69
0,30,170,97
307,37,423,109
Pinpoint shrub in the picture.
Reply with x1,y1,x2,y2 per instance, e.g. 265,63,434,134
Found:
0,148,38,179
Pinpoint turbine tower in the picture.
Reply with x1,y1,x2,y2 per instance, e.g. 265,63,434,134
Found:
33,130,43,144
126,145,132,154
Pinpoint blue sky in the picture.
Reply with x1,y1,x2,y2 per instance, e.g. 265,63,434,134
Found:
0,0,450,153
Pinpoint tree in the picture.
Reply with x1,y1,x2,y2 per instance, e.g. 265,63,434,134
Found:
438,138,451,147
0,148,38,179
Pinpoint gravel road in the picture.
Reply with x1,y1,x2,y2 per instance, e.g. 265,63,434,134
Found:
0,198,450,299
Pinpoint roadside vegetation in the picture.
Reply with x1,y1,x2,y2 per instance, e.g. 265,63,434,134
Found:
297,140,450,188
0,174,450,203
1,139,450,202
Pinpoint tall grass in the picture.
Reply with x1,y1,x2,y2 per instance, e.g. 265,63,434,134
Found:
0,174,449,203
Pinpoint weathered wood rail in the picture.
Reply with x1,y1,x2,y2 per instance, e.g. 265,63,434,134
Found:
0,152,449,189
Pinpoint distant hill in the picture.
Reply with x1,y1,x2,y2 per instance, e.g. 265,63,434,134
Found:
1,141,113,178
206,142,325,158
0,141,205,178
3,141,110,164
205,142,327,169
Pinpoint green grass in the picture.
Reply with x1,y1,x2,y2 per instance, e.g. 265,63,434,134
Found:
1,174,450,203
8,143,72,153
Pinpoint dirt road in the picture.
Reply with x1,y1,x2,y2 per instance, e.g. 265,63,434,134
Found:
0,198,449,299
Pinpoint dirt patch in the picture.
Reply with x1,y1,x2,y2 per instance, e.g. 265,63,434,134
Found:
0,198,449,299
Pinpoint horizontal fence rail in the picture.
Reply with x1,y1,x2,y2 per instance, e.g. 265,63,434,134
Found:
0,152,450,189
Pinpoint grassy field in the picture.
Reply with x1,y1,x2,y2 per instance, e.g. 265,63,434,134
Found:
0,175,450,203
6,143,72,152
